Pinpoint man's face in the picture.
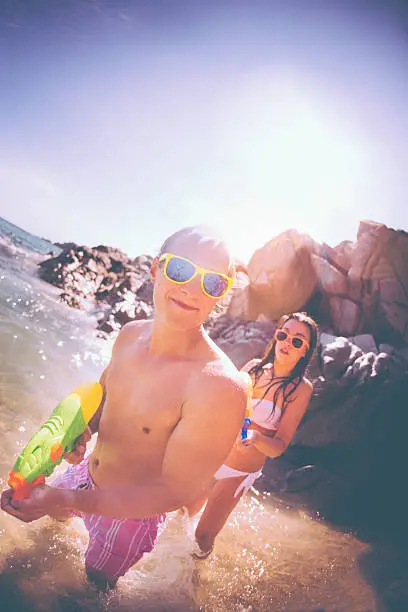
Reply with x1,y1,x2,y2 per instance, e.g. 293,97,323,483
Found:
151,233,233,331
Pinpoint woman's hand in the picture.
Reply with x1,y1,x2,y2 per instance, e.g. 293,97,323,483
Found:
236,429,260,452
64,427,91,464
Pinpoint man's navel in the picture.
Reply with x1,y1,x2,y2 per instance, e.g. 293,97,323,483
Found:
142,426,151,434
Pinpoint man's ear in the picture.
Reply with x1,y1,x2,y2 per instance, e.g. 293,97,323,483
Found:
150,256,159,282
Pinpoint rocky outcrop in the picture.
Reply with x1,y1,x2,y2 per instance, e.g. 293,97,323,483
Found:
205,319,408,535
227,220,408,348
253,333,408,544
230,229,319,320
37,219,408,348
38,245,154,333
315,221,408,344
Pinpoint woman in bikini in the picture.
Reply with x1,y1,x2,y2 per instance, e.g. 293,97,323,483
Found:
189,311,318,558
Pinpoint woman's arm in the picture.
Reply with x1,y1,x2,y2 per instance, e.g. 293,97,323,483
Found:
246,381,313,458
249,431,287,458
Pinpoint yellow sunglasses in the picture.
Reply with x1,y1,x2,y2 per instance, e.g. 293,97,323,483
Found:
158,253,234,299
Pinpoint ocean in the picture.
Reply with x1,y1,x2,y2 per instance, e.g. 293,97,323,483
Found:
0,218,376,611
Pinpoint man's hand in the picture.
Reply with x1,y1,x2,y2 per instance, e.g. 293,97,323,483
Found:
64,427,91,464
1,486,70,523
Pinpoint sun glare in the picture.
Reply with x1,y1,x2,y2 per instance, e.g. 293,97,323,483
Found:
210,83,371,263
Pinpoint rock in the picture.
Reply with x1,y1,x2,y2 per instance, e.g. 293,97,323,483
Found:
281,465,327,492
54,241,78,251
311,254,348,295
381,302,408,338
319,332,339,349
60,292,85,309
350,221,408,344
343,351,377,385
321,337,363,380
246,229,318,320
331,240,355,272
38,244,154,331
206,315,277,366
227,285,251,320
216,339,268,369
297,221,408,346
348,334,378,354
38,219,408,352
328,297,361,337
378,343,397,355
136,279,154,303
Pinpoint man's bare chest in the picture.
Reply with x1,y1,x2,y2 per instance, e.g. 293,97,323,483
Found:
103,349,191,434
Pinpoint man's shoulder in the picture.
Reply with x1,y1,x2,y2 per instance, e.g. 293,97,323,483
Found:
191,357,248,403
114,320,151,349
120,319,150,335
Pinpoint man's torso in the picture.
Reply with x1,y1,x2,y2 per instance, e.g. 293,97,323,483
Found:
89,321,237,489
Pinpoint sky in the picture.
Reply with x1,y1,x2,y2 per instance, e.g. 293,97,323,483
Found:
0,0,407,263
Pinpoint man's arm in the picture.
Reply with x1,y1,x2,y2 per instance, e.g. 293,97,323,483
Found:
61,370,248,518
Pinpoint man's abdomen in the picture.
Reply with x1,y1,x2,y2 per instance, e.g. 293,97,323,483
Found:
90,436,165,489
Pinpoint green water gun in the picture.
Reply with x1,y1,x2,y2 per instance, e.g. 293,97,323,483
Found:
8,381,103,500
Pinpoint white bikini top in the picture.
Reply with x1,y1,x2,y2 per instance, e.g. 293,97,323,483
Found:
250,398,282,430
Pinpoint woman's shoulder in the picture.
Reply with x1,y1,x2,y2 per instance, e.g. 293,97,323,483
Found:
298,376,313,397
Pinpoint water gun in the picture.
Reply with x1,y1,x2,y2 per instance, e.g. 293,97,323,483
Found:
8,381,103,500
241,416,252,440
241,371,253,440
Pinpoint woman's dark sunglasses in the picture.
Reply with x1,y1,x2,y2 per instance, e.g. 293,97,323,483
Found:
275,329,309,350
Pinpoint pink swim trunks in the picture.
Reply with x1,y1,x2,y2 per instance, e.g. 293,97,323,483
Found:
52,456,166,580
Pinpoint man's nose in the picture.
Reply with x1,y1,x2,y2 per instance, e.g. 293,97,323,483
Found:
181,274,202,296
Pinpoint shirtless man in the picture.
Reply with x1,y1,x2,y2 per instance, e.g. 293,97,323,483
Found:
1,226,248,590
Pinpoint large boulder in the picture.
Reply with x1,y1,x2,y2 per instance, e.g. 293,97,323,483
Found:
245,230,319,320
306,221,408,345
206,315,277,368
349,221,408,343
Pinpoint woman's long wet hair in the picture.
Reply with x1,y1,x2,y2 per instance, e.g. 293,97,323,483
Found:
248,312,318,418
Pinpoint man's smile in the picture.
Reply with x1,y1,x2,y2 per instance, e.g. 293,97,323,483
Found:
170,297,199,311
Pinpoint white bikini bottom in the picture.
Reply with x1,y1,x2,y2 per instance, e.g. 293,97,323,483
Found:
213,464,263,498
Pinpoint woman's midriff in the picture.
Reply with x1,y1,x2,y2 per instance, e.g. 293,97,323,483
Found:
224,423,276,473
